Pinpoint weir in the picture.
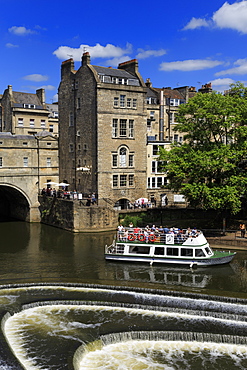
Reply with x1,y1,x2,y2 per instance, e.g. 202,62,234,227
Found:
0,283,246,369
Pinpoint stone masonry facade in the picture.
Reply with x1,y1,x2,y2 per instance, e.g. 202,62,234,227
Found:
58,53,147,207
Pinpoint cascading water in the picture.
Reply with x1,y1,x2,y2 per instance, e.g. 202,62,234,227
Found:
0,283,246,369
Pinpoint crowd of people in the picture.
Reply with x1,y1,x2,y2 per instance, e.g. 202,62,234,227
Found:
41,188,97,205
117,224,199,243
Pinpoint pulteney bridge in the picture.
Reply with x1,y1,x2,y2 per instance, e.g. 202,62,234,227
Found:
0,180,40,222
0,132,59,222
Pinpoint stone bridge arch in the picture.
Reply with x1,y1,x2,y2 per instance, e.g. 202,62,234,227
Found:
0,183,40,222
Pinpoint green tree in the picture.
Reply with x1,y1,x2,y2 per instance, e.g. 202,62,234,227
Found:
159,87,247,214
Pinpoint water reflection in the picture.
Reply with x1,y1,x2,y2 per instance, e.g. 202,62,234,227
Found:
0,222,246,369
113,264,212,288
0,222,246,295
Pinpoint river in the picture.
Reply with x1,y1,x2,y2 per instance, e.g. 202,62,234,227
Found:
0,221,247,369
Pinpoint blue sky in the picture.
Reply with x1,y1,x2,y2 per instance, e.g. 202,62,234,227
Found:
1,0,247,103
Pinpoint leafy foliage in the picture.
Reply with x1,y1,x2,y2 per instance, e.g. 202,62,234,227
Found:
159,84,247,214
121,214,146,227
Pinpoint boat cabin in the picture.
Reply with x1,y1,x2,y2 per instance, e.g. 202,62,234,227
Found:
113,243,213,259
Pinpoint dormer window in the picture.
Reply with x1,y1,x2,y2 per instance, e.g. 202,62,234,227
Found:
146,97,157,105
24,104,36,109
170,99,180,106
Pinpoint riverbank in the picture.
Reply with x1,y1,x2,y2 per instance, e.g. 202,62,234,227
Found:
208,233,247,250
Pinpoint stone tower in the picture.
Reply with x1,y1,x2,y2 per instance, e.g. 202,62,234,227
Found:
58,53,148,207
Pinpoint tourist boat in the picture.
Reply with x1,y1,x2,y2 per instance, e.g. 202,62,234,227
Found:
105,228,236,267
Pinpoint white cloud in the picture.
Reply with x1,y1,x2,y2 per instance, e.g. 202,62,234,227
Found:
183,1,247,34
34,25,47,31
136,48,166,59
210,77,235,86
23,74,49,82
8,26,36,36
23,85,56,92
160,59,223,72
53,43,132,61
213,1,247,33
210,77,235,92
215,58,247,76
52,94,58,102
104,56,132,67
39,85,56,91
6,43,19,48
183,17,211,30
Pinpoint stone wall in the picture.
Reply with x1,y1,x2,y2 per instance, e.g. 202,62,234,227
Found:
39,195,119,232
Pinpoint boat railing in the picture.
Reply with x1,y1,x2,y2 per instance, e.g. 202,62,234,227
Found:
117,228,201,245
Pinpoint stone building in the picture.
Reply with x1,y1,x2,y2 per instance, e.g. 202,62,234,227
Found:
0,85,58,136
0,86,59,222
0,131,59,221
145,81,196,206
46,102,59,136
58,52,147,208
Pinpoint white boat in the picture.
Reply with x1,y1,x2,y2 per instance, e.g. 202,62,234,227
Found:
105,229,236,267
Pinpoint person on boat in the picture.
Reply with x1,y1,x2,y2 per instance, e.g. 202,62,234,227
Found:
186,227,192,236
144,229,149,243
118,224,124,232
123,229,128,241
191,227,198,236
129,222,134,230
118,224,124,240
158,226,164,234
163,226,169,234
134,226,140,234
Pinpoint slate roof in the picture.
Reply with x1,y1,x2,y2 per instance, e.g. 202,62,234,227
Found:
12,91,43,108
152,87,184,100
93,65,138,80
36,130,54,138
146,87,158,98
0,132,36,140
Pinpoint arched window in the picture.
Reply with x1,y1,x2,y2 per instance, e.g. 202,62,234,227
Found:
119,147,127,167
112,146,134,168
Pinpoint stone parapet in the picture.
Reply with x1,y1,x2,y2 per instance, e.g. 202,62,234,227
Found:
39,196,118,232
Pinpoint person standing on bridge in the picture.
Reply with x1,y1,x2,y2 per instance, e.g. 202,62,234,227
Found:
240,223,246,238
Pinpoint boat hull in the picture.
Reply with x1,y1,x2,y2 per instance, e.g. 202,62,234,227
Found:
105,253,235,267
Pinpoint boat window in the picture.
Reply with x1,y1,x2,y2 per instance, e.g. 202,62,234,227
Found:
154,247,165,256
115,244,125,254
166,247,179,256
166,274,179,283
195,249,205,257
181,248,193,257
129,245,150,254
205,247,213,255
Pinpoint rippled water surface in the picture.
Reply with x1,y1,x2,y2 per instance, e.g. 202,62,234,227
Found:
0,221,246,369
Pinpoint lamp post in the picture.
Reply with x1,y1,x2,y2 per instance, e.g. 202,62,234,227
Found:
35,135,40,195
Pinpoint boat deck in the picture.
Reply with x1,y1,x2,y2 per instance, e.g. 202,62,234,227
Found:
117,228,201,246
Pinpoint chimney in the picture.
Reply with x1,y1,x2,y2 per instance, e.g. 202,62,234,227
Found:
61,58,75,79
8,85,13,95
198,83,212,94
146,78,152,88
118,59,138,75
36,88,46,105
82,52,91,66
